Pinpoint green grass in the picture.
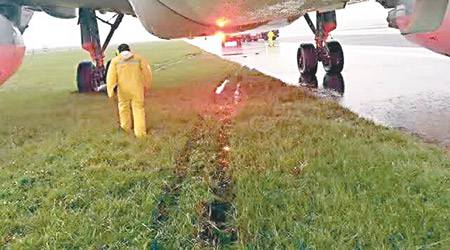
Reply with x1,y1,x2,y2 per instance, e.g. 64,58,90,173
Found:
1,41,449,249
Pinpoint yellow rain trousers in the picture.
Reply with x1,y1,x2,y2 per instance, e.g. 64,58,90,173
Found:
107,53,152,137
268,31,275,47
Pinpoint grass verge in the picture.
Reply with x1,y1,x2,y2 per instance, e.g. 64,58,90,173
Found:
0,41,449,249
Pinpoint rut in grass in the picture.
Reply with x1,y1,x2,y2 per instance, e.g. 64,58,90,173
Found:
192,76,246,248
154,117,204,224
194,106,237,247
152,75,245,248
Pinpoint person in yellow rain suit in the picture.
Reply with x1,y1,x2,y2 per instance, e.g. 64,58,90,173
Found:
107,44,152,137
267,30,275,47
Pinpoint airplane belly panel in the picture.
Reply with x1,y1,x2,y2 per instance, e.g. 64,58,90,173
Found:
159,0,348,26
129,0,348,38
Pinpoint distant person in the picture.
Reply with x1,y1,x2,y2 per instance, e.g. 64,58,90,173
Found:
107,44,152,137
267,30,275,47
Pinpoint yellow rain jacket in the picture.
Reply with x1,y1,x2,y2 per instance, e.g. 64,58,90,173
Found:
107,52,152,137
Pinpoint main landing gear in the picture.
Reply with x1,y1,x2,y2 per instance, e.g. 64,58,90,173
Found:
77,9,123,93
297,11,344,75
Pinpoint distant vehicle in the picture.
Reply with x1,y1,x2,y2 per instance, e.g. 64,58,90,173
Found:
221,34,242,48
240,30,279,43
242,33,260,42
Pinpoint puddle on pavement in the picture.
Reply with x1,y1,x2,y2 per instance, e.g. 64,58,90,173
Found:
299,72,450,147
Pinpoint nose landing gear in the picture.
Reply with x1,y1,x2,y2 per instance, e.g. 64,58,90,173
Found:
77,8,123,93
297,11,344,75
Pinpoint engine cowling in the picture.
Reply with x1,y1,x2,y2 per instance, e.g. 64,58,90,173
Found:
128,0,216,39
0,14,25,85
387,0,449,34
384,0,450,56
404,8,450,56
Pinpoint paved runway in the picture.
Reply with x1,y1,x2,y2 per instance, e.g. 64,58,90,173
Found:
188,30,450,147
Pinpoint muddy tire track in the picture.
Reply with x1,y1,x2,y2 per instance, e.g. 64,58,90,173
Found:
194,78,244,248
154,115,207,222
152,75,245,249
153,52,206,72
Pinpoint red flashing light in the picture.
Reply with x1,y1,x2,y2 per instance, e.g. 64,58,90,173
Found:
216,18,229,28
214,31,226,42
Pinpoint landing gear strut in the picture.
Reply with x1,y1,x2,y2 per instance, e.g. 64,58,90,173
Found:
297,11,344,75
77,9,123,93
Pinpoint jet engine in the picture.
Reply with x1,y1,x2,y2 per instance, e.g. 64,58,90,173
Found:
0,14,25,85
128,0,216,39
379,0,450,56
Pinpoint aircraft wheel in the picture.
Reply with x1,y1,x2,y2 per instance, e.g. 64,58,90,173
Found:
323,41,344,74
297,43,318,75
105,60,111,79
77,61,94,92
92,59,113,93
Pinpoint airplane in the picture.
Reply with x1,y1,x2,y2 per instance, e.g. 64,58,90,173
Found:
0,0,449,92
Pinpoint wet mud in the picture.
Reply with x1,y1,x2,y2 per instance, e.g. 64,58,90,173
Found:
193,76,245,248
152,74,246,248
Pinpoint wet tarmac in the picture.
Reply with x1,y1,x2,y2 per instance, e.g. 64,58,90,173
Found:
188,31,450,147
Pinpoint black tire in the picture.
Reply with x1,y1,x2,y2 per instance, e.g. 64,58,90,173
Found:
297,43,318,75
105,60,111,74
105,59,111,81
95,60,113,94
77,61,93,93
323,41,344,74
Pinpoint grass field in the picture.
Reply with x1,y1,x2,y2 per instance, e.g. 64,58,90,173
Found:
1,41,449,249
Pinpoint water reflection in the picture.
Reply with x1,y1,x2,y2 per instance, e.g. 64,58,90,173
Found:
221,44,243,56
299,73,345,95
323,73,345,94
299,73,318,88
